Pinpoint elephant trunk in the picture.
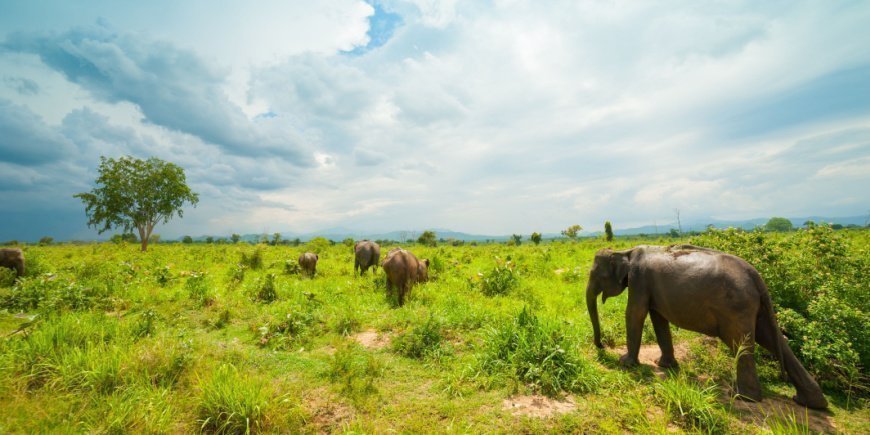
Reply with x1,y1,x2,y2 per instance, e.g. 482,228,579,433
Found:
587,282,603,348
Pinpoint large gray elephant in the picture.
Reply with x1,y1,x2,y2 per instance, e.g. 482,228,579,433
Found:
586,244,827,409
381,248,428,306
298,252,318,277
0,248,25,278
354,240,380,276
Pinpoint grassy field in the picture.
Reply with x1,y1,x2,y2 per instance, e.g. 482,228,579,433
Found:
0,232,867,433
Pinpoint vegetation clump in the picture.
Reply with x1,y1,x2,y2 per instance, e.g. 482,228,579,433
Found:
478,307,599,396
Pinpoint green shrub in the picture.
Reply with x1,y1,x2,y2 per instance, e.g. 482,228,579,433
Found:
654,374,727,434
255,301,318,350
252,274,277,303
197,364,270,434
476,257,519,296
240,248,264,270
283,260,301,275
186,272,212,306
477,307,599,395
392,316,447,359
324,343,383,402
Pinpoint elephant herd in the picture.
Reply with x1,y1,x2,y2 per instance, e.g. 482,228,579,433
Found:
297,240,430,307
1,242,830,409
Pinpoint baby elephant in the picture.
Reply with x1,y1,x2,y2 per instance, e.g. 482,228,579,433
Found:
381,249,429,306
298,252,318,277
0,248,25,278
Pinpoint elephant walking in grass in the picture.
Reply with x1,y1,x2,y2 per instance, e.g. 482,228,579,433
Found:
381,249,429,306
354,240,380,276
298,252,318,277
586,244,828,409
0,248,25,278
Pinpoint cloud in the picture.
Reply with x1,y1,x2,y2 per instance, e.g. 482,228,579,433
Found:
0,98,74,165
3,76,39,95
3,23,314,165
2,1,870,240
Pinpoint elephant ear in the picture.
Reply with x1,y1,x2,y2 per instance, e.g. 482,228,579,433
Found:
423,259,430,268
610,251,631,289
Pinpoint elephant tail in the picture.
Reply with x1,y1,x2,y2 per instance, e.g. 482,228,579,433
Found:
751,270,786,381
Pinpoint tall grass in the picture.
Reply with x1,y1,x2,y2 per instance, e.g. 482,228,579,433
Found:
197,364,270,434
654,374,728,434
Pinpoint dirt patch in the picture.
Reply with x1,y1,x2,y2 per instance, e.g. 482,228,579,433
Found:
611,342,691,378
352,329,390,349
304,387,354,433
503,394,577,418
727,394,836,433
554,268,565,275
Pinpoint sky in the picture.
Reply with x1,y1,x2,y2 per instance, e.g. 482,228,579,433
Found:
1,0,868,241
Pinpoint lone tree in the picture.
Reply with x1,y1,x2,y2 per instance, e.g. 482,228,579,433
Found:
764,217,793,232
74,156,199,252
231,233,241,243
604,221,613,242
510,234,522,245
561,224,583,241
417,230,437,247
530,232,542,245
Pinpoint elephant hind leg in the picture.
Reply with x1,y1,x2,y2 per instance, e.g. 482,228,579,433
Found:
720,325,762,402
755,317,828,409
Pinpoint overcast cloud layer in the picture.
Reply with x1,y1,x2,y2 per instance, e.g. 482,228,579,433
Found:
1,0,868,241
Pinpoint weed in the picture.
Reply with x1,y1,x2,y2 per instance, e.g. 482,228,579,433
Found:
477,307,599,396
476,257,519,296
197,364,270,434
252,274,277,303
392,316,447,359
654,374,727,434
324,343,383,402
186,271,213,307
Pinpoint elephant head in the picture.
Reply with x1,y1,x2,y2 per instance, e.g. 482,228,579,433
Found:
417,259,430,282
586,248,631,348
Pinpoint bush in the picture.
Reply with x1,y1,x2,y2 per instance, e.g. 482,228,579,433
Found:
476,257,519,296
197,364,270,434
240,248,264,270
477,307,598,396
252,274,277,303
392,316,447,359
324,344,383,402
255,301,318,349
186,272,212,307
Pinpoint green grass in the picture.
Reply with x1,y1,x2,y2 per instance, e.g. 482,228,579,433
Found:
0,233,867,433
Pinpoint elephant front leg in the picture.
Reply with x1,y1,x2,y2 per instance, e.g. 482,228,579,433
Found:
620,303,648,367
649,310,678,369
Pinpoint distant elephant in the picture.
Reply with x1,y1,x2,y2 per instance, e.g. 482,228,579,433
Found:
354,240,381,276
586,244,827,409
381,249,429,306
298,252,318,277
0,248,25,278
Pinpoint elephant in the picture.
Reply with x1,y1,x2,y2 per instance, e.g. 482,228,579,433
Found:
298,252,318,277
0,248,25,278
586,244,828,409
381,248,429,306
354,240,381,276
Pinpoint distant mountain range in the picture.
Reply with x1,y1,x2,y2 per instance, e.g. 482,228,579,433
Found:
181,215,868,243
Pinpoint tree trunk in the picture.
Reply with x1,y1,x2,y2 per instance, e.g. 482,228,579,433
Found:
138,225,148,252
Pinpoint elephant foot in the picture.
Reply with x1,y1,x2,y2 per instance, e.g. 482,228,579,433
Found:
793,393,828,410
655,355,679,369
618,353,639,367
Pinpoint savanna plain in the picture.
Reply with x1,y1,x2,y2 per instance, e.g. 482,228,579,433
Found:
0,226,867,434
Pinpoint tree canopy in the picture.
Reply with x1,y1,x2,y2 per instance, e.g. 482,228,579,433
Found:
561,224,583,240
417,230,437,247
604,221,614,242
764,217,794,232
74,156,199,251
